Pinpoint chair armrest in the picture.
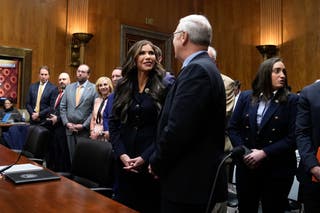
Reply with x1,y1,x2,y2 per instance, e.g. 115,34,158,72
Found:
56,172,72,179
27,158,45,166
91,187,114,198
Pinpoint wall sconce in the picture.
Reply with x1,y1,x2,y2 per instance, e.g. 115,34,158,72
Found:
70,32,93,67
256,45,278,60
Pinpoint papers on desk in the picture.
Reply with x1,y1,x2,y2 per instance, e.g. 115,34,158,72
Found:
0,163,43,174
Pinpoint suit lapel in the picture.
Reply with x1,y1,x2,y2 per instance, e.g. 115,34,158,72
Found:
73,84,78,107
259,99,279,130
249,102,259,137
42,82,48,97
78,84,88,105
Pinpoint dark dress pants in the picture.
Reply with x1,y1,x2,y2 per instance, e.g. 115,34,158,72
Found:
236,164,293,213
299,182,320,213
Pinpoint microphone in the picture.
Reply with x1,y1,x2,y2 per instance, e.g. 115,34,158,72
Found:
205,145,247,213
0,150,23,173
230,145,246,158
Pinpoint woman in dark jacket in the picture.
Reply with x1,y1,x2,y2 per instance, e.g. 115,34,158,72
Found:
109,40,173,213
228,57,298,212
0,97,22,122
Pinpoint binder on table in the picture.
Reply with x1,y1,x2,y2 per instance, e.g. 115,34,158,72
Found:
2,163,60,184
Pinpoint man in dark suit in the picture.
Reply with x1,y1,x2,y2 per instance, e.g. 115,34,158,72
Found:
45,72,71,172
149,14,227,213
26,65,58,124
296,81,320,212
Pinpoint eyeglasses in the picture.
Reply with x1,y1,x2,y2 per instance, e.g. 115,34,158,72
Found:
171,30,184,39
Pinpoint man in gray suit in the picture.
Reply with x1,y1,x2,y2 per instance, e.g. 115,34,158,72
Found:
60,64,97,162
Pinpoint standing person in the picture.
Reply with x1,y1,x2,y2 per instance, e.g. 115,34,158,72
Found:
153,45,176,85
60,64,97,163
45,72,71,172
296,81,320,212
233,80,241,110
89,76,113,141
103,67,123,138
208,46,235,119
108,40,171,213
228,57,298,212
111,67,123,88
26,65,58,124
149,14,227,213
208,46,235,213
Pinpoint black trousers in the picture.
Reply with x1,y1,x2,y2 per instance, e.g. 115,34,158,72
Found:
299,182,320,213
236,165,293,213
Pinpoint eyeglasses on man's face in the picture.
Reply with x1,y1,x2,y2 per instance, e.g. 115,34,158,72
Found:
171,30,184,39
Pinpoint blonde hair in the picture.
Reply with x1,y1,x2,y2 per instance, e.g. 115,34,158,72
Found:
95,76,114,97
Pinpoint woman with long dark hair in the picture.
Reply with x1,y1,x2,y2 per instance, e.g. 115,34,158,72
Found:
109,40,173,213
228,57,298,212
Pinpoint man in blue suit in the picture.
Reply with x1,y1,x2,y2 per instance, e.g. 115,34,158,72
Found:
149,14,227,213
26,65,58,124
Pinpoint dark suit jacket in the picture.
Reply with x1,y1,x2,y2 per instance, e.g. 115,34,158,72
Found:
150,52,227,204
26,81,58,123
228,90,298,178
103,92,114,131
296,82,320,183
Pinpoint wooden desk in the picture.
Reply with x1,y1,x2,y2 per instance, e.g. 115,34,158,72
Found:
0,145,138,213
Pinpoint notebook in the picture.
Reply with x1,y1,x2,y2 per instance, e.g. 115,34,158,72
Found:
5,167,61,184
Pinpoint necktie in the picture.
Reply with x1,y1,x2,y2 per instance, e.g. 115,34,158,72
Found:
35,83,44,112
54,91,63,109
75,85,83,106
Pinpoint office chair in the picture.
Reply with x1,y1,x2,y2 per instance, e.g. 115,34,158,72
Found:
22,125,50,166
59,138,114,198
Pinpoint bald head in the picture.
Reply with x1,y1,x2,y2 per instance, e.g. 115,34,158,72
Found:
58,72,70,90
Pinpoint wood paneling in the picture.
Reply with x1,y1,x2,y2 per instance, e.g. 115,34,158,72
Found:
204,0,261,91
281,0,320,92
1,0,319,96
0,0,68,102
87,0,197,81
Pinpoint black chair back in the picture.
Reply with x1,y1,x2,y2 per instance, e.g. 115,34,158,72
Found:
23,125,50,159
72,137,114,188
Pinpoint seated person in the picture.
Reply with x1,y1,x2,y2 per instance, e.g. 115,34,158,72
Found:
0,98,23,123
0,98,24,147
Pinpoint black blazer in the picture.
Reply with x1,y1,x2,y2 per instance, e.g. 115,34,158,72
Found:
228,90,298,178
150,52,227,204
296,82,320,183
26,81,58,123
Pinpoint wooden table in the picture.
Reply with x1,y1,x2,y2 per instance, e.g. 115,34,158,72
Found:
0,145,138,213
